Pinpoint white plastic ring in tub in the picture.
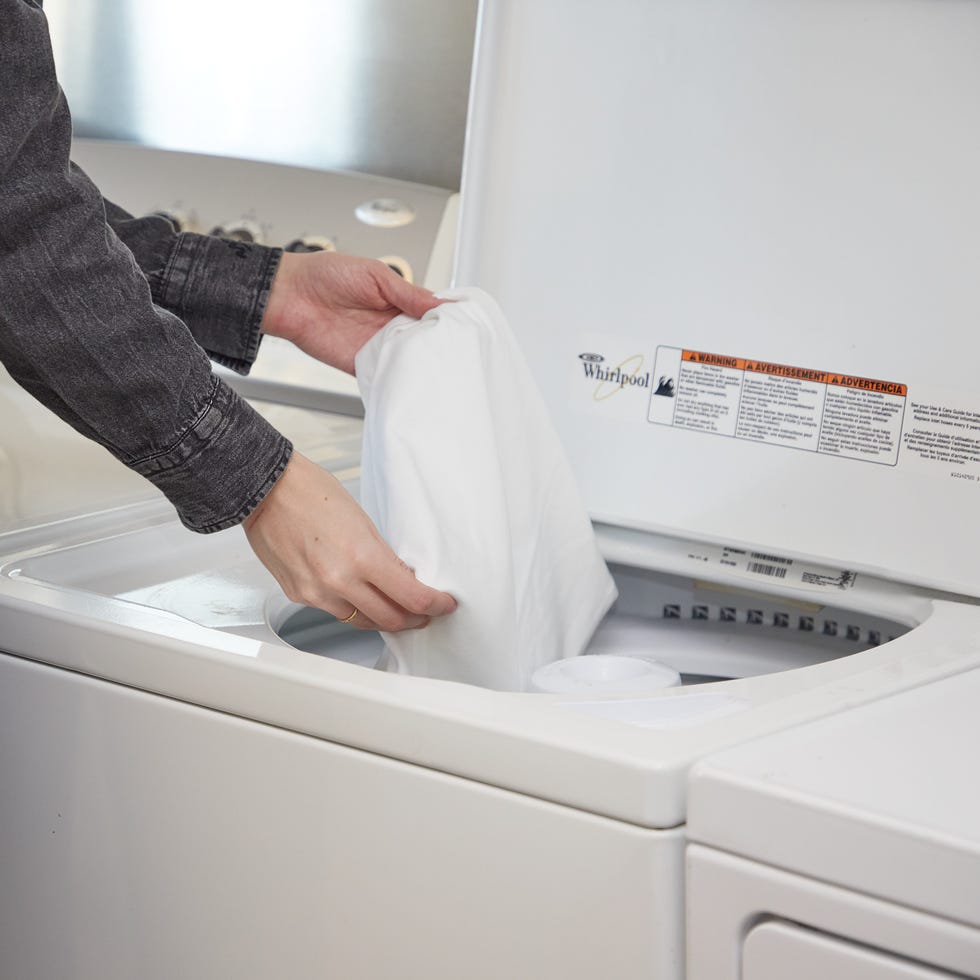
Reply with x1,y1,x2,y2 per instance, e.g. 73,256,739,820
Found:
531,654,681,695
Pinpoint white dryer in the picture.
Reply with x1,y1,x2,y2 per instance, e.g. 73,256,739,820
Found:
686,668,980,978
3,2,980,979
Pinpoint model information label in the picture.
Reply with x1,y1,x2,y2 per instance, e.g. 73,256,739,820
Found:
648,347,907,465
684,542,857,591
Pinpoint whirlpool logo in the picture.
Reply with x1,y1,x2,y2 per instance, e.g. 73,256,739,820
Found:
578,351,650,401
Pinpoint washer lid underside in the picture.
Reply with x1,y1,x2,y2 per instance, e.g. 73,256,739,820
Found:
456,0,980,597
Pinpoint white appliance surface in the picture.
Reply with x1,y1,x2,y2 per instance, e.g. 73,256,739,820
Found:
686,668,980,977
3,2,980,978
0,364,365,532
0,363,156,530
741,921,961,979
5,503,980,980
456,0,980,598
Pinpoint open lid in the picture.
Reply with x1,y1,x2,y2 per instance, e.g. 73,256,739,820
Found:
455,0,980,597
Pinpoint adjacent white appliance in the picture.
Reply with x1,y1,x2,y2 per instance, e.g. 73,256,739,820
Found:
686,668,980,978
3,2,980,978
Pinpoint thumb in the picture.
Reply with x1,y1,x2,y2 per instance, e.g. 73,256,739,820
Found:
378,266,444,320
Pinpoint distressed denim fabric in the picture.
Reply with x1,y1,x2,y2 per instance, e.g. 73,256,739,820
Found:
0,0,292,532
102,197,281,374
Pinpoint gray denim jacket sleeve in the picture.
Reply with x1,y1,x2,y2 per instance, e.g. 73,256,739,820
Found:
101,195,280,375
0,0,293,533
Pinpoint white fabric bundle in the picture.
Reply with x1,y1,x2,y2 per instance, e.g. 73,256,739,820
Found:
355,287,617,691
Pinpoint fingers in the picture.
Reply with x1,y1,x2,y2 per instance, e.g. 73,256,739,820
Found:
280,571,437,634
243,453,456,634
369,554,458,620
376,263,444,320
341,582,429,633
338,546,456,632
287,558,446,633
323,553,456,633
332,604,382,632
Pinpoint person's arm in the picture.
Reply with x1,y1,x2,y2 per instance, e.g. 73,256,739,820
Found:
98,203,457,626
0,0,457,629
98,195,446,379
98,193,281,375
0,0,288,533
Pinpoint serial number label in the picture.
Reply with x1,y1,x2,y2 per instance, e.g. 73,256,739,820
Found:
684,543,856,591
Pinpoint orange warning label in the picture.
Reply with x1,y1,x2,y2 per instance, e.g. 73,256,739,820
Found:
652,346,907,466
825,375,907,396
682,350,749,370
680,350,906,396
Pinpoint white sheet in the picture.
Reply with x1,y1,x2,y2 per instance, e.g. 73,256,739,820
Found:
355,287,617,691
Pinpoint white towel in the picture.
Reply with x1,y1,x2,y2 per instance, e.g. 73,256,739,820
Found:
355,287,616,691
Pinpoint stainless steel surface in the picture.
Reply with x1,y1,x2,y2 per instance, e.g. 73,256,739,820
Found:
45,0,477,190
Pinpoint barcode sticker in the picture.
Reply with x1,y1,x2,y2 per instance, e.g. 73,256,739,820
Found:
750,552,793,566
748,562,788,579
680,542,856,591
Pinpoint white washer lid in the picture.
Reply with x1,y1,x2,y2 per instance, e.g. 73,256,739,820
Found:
455,0,980,597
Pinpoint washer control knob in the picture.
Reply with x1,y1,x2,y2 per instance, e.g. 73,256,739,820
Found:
210,219,264,244
355,197,416,228
284,235,337,254
378,255,414,283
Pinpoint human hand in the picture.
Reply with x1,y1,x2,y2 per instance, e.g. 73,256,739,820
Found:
243,452,457,631
260,250,443,374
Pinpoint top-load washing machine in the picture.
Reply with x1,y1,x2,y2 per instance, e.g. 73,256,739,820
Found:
3,2,980,979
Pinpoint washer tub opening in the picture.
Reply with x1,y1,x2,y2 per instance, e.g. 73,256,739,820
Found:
271,561,913,687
